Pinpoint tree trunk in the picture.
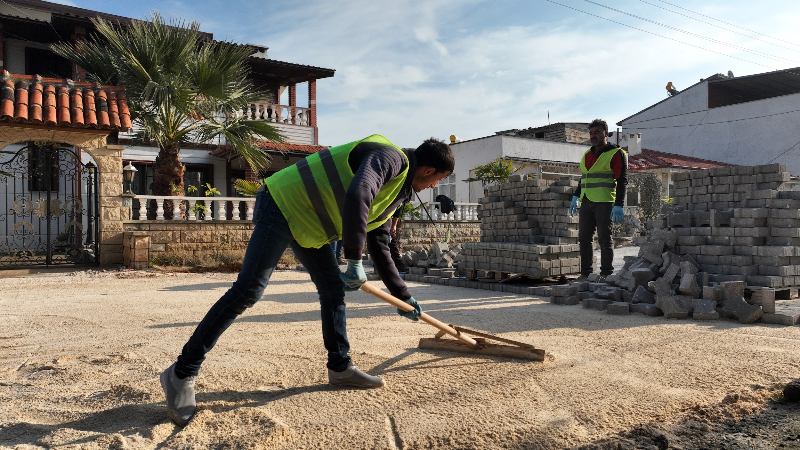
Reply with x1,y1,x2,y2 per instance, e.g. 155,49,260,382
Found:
149,143,185,220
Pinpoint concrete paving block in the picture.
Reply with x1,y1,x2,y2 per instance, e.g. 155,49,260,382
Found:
631,267,656,290
630,303,664,316
761,312,800,326
748,288,776,313
595,286,623,301
641,251,664,266
633,285,656,304
679,273,702,298
410,267,428,274
680,261,698,277
723,295,764,324
607,302,631,315
649,277,675,298
551,285,579,297
702,286,723,305
583,298,613,310
428,268,443,277
720,281,746,302
655,295,693,319
692,299,720,320
662,263,681,283
557,295,581,306
668,211,692,228
651,228,678,248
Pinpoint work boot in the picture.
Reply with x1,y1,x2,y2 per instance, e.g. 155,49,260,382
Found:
328,362,385,388
160,363,196,426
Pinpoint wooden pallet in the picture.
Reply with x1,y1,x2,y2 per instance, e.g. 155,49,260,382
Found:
467,268,577,285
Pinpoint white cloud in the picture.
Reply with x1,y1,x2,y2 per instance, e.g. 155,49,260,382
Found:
241,0,800,147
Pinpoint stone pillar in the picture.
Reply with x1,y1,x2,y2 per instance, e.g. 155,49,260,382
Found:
123,231,151,269
288,83,296,124
308,78,317,143
89,144,126,265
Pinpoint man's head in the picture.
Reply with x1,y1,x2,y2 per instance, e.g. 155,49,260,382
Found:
412,137,454,192
588,119,609,149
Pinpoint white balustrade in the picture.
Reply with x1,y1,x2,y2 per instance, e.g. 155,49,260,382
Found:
249,101,311,126
404,202,479,221
131,195,257,221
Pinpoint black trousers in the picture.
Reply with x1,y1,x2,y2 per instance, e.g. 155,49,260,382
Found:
578,199,614,276
389,219,406,270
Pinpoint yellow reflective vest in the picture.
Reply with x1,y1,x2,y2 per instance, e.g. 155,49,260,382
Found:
266,134,409,248
579,147,626,203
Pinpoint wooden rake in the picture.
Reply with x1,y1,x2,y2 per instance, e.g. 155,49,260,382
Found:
360,282,546,362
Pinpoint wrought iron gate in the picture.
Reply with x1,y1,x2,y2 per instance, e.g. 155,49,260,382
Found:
0,142,99,268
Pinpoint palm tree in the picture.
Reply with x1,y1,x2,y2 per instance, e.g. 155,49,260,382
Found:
52,13,282,217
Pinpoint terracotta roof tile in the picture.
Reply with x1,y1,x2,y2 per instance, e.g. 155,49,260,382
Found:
211,141,328,158
628,148,733,171
0,72,132,131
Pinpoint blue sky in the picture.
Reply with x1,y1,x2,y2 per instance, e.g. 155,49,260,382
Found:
54,0,800,148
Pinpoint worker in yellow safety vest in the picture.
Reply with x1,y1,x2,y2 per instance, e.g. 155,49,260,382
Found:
160,135,454,427
568,119,628,281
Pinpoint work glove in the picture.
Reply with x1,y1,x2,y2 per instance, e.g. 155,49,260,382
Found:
397,297,422,321
569,196,579,217
339,259,367,291
611,205,625,225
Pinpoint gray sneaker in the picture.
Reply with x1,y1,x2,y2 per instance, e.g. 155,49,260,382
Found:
160,363,196,426
328,363,385,388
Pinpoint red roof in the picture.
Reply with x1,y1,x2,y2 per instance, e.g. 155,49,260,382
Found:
211,141,328,158
0,72,132,131
627,148,732,171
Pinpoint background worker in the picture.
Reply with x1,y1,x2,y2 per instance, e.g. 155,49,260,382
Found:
568,119,628,281
160,135,454,427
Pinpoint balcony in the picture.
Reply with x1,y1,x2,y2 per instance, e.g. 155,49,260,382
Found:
245,101,316,145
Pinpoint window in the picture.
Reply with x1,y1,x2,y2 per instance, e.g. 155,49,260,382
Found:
28,143,60,191
26,48,73,79
433,173,457,200
534,132,545,139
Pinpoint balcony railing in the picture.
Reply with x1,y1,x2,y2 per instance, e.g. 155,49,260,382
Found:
405,202,480,221
128,197,479,222
246,102,311,126
131,195,256,221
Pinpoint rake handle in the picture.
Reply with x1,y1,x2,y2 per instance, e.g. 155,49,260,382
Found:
360,282,478,348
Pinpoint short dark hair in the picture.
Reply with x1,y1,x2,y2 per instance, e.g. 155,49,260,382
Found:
414,137,454,174
589,119,608,132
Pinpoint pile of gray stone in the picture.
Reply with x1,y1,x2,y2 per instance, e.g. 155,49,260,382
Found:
548,209,798,326
402,242,463,277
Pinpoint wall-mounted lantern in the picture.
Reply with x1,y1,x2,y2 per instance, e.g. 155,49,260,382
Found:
122,162,138,207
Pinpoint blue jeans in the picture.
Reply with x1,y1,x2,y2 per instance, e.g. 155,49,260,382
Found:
330,240,343,260
175,188,350,376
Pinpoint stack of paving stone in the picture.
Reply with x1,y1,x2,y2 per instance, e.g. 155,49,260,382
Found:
459,242,579,277
460,175,581,278
546,199,799,326
652,163,800,289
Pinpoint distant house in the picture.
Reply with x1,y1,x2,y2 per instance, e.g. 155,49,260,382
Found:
495,122,591,146
0,0,335,198
618,68,800,175
446,133,587,204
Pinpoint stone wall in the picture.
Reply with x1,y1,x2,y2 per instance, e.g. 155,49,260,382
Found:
122,221,254,267
399,220,481,250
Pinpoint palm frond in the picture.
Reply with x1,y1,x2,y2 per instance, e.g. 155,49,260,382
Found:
233,179,261,197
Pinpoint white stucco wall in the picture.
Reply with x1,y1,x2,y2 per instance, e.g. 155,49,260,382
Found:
448,135,586,203
621,81,800,175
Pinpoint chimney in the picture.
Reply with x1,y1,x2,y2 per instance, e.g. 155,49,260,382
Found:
626,133,642,155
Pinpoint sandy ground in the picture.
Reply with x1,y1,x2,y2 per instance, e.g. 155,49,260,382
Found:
1,255,800,449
